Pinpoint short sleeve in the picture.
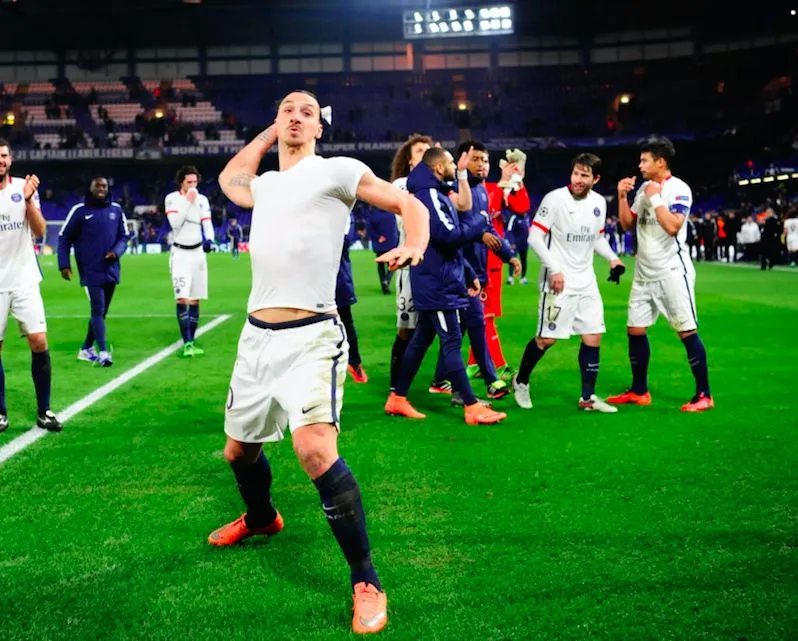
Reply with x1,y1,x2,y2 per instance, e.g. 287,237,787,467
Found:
667,184,693,216
533,192,555,232
328,157,370,204
164,193,177,212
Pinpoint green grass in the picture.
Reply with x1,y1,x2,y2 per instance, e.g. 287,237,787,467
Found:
1,251,796,640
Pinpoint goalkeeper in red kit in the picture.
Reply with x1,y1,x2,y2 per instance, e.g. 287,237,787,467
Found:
467,154,531,382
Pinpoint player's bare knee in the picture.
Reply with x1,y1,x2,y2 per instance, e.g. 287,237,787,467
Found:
627,327,647,337
293,424,339,479
397,328,412,341
223,438,260,465
27,332,48,352
582,334,602,348
678,329,697,340
535,336,556,350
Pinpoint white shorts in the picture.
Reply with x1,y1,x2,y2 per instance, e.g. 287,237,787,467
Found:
628,275,698,332
537,288,605,340
396,268,417,330
787,237,798,253
225,314,348,443
170,246,207,300
0,284,47,341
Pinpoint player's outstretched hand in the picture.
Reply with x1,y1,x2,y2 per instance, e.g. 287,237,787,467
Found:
376,246,424,271
457,147,473,173
509,257,522,277
608,261,626,285
23,174,40,201
617,177,636,197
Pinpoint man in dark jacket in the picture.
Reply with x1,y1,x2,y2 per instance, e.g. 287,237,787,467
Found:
364,203,398,294
58,177,129,367
453,141,520,399
336,213,367,383
385,147,507,425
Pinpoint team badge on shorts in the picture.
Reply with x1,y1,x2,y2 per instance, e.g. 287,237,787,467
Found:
548,322,557,331
11,193,22,202
593,207,601,217
400,312,409,321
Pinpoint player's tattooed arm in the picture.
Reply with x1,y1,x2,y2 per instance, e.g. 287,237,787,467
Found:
228,174,255,188
219,125,276,208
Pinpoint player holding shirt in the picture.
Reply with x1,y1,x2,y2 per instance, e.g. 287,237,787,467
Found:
608,136,714,412
513,153,624,412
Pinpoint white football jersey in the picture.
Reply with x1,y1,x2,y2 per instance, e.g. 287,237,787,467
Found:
392,176,408,255
784,218,798,239
0,177,42,293
247,155,369,314
165,190,211,245
631,175,693,282
533,186,607,294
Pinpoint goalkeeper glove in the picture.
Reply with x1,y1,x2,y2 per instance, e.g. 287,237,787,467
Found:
203,240,213,253
608,264,626,285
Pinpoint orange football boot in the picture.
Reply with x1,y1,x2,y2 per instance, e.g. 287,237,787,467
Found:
352,582,388,635
208,512,283,546
681,393,715,413
384,393,426,419
348,364,369,383
606,390,652,406
464,403,507,425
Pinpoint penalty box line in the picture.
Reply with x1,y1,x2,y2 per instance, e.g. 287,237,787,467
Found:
0,314,232,466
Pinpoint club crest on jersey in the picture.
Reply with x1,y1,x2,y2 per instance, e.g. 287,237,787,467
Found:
11,193,22,203
593,207,601,217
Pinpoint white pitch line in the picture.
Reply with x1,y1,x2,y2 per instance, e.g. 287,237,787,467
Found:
0,314,232,465
47,314,225,319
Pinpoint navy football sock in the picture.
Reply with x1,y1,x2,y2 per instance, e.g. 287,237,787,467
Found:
579,344,600,401
314,458,381,590
188,305,199,341
31,350,52,414
629,334,650,395
232,452,278,529
682,333,711,397
389,334,410,391
517,339,547,386
176,304,190,343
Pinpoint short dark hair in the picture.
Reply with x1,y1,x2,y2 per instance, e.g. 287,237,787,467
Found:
571,153,602,177
422,147,448,168
456,139,487,158
0,138,11,153
640,136,675,167
176,165,201,187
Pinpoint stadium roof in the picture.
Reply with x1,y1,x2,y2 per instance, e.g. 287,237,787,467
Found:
0,0,793,50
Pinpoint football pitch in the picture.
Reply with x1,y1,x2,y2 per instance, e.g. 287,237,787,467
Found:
1,251,796,640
